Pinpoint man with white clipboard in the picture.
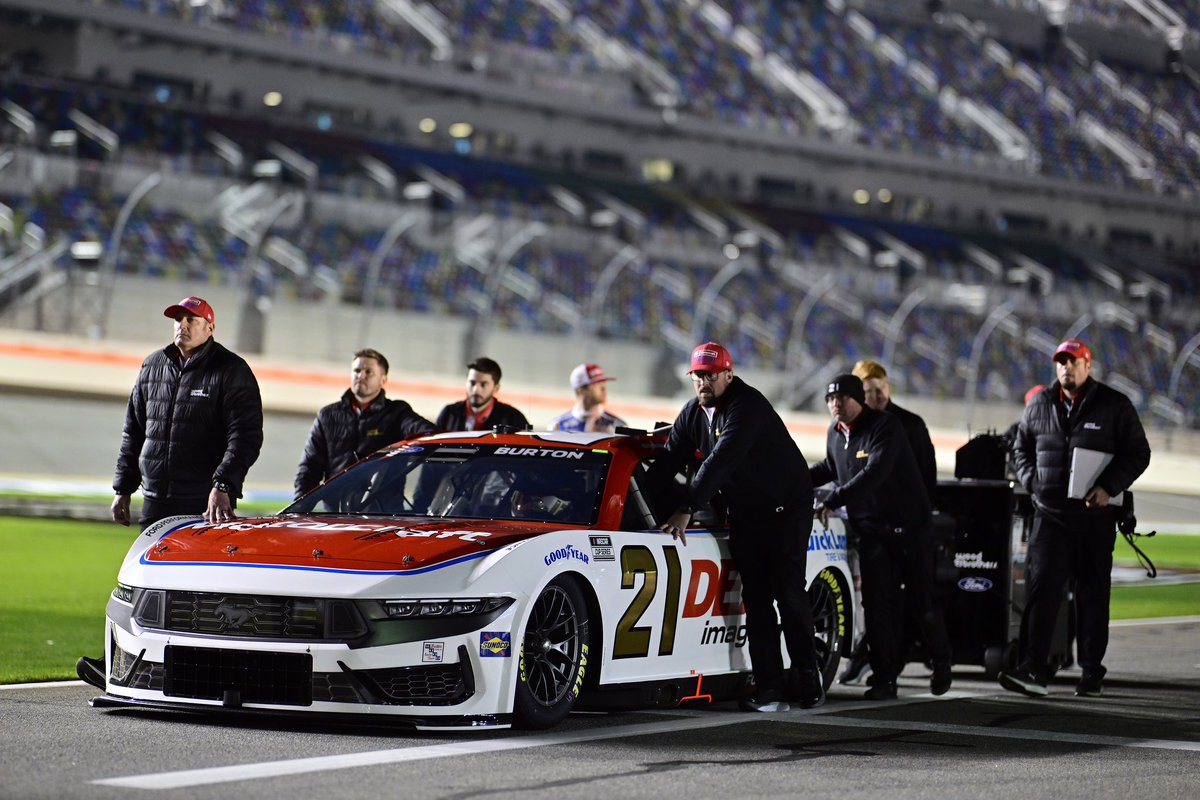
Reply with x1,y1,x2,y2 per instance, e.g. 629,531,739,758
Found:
1000,338,1150,699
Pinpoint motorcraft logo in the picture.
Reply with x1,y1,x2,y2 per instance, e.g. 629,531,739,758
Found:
544,544,590,567
954,551,999,570
494,446,584,459
213,601,257,630
588,535,615,561
957,577,994,593
480,632,511,657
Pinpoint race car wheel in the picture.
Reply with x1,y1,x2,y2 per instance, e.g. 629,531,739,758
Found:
809,568,849,690
515,576,590,729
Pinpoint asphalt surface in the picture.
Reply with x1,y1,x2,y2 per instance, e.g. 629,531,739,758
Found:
2,618,1197,800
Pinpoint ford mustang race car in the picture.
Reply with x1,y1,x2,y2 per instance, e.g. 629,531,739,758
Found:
91,429,853,730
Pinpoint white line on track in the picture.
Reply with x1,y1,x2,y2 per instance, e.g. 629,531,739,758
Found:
92,691,1200,791
0,679,84,691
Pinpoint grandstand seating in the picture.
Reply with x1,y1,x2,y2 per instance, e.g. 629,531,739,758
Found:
3,1,1199,423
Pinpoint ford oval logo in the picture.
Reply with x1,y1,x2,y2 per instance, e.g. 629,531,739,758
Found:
957,576,993,593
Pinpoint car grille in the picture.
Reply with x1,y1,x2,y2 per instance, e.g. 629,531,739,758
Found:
164,645,313,706
359,663,471,705
163,592,364,640
116,644,474,708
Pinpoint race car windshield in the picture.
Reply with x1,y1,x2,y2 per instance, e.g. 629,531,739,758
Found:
285,443,610,525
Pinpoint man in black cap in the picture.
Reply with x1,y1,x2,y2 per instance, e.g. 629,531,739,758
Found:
810,374,951,700
653,342,823,712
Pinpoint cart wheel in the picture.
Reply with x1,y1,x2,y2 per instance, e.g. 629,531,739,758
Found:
983,640,1017,679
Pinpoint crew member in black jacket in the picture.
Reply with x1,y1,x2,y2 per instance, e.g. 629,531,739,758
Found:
294,348,434,499
85,296,263,689
652,342,823,712
1001,339,1150,698
112,295,263,529
435,357,529,432
810,373,951,700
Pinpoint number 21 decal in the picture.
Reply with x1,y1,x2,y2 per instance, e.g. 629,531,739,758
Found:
613,544,682,658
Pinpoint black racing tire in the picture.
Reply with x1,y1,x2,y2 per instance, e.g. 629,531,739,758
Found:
514,575,591,729
809,567,850,690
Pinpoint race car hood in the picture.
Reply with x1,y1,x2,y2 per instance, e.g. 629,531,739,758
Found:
142,516,559,572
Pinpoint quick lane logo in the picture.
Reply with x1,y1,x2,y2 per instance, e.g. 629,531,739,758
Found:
809,531,848,553
480,631,511,657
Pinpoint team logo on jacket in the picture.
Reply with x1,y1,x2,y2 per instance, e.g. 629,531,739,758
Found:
856,450,869,458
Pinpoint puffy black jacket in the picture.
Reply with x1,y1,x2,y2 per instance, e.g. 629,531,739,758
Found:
654,376,813,515
1013,378,1150,517
294,389,434,498
114,340,263,501
810,406,931,536
435,399,529,432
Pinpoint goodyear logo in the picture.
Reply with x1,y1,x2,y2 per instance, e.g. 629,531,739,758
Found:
480,631,511,657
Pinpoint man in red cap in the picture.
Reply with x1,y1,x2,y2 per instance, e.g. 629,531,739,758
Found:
650,342,824,711
1001,338,1150,698
548,362,626,432
80,296,263,688
111,296,262,529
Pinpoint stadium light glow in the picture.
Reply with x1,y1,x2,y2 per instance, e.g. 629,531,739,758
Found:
448,122,474,138
263,91,283,107
853,189,870,205
418,117,437,134
878,188,893,203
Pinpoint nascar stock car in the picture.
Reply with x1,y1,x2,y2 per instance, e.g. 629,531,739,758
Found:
90,428,854,730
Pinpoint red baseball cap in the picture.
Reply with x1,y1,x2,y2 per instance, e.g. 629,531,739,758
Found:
1053,339,1090,364
689,342,733,374
164,296,215,325
570,363,613,390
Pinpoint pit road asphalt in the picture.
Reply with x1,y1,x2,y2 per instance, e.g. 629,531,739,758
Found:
2,618,1197,800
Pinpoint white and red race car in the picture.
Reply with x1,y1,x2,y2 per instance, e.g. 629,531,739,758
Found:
92,429,853,729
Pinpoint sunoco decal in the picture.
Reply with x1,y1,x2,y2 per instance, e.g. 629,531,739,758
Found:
480,632,511,657
957,577,994,593
589,535,615,561
544,544,590,567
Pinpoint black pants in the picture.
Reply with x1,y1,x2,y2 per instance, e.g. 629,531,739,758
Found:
727,503,816,690
138,496,214,531
1020,510,1117,679
859,523,950,683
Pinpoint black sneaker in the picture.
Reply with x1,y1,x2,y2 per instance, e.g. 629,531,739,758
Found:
740,685,790,713
998,668,1048,697
1075,673,1104,697
75,656,106,689
863,681,897,701
930,664,952,696
795,668,825,710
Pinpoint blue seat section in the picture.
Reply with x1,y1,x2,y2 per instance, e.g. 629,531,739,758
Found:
79,0,1200,194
